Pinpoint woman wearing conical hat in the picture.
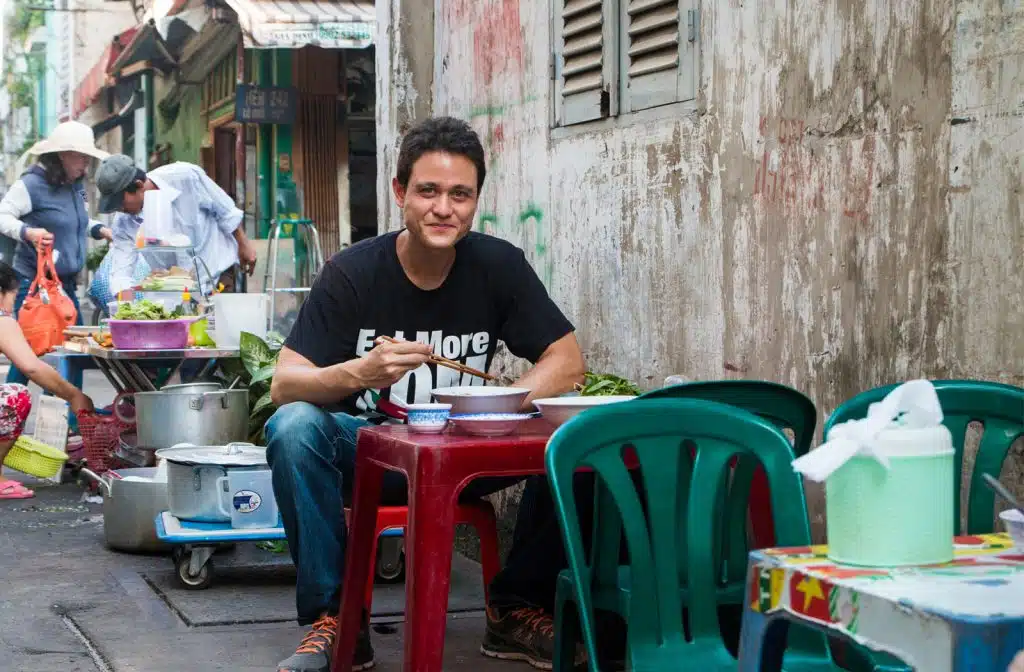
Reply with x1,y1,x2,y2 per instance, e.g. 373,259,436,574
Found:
0,121,113,386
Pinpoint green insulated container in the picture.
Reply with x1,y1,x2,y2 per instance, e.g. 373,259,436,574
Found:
826,425,955,567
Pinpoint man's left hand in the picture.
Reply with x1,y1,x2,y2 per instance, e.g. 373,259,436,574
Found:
237,238,258,276
100,227,113,242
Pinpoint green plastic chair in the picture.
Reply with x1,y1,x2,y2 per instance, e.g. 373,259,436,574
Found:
824,380,1024,535
640,382,873,671
546,398,824,671
642,381,817,578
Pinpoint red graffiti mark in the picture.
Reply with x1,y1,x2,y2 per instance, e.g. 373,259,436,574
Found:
489,123,506,153
752,116,874,219
473,0,524,89
445,0,474,21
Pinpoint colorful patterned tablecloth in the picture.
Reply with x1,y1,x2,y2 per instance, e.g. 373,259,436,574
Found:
739,534,1024,672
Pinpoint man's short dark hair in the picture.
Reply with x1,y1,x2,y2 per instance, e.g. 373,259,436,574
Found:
396,117,486,192
126,169,147,193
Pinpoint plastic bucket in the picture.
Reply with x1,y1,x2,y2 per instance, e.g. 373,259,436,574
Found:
213,293,269,348
826,426,955,567
108,318,194,350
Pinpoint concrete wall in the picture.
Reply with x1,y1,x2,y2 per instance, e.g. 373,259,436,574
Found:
379,0,1022,394
377,1,1023,523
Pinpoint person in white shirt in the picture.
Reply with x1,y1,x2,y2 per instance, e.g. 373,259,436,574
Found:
95,154,258,294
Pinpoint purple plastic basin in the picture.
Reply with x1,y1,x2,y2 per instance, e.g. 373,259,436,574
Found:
107,319,195,350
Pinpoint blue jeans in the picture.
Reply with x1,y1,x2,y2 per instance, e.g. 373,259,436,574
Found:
265,402,528,625
6,277,83,387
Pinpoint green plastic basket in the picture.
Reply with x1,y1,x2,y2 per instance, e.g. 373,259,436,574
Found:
3,435,68,479
826,426,954,567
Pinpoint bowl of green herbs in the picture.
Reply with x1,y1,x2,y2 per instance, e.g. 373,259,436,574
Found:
532,372,640,427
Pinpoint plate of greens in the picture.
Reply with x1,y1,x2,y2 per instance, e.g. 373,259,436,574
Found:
532,372,640,427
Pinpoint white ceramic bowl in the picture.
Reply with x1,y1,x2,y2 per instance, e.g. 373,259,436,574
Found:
449,413,532,437
532,395,638,427
406,403,452,434
1000,509,1024,546
431,386,530,416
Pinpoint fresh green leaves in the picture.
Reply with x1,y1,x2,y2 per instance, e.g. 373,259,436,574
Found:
236,332,283,444
578,372,641,397
112,299,185,320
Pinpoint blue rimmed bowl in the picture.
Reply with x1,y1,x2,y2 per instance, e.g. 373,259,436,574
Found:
406,403,452,434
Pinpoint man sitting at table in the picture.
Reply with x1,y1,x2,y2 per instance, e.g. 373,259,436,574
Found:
267,116,586,672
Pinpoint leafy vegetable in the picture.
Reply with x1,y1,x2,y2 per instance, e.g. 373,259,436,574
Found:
577,372,641,397
223,331,283,444
113,299,185,321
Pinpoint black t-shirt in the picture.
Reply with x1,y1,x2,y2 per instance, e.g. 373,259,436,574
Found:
285,230,575,418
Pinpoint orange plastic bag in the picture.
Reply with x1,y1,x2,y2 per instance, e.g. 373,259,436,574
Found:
19,245,77,355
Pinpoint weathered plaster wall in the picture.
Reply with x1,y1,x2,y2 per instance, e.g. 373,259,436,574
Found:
377,0,1022,422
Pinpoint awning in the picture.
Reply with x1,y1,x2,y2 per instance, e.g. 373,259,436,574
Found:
92,89,145,140
224,0,374,49
109,20,178,76
72,27,139,118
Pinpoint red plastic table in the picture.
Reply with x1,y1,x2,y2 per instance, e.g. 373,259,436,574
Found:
332,420,554,672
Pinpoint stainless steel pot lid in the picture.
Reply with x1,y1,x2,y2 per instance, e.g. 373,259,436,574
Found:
155,442,267,467
156,382,224,395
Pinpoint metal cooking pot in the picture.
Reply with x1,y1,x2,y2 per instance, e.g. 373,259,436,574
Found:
81,466,170,553
156,443,268,523
116,384,249,449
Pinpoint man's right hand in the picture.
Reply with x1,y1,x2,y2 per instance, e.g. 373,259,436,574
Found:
352,338,433,389
24,228,54,248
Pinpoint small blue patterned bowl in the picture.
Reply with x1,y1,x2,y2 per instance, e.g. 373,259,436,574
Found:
406,403,452,434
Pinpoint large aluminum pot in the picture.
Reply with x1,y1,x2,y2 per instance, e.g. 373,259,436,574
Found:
156,443,268,523
117,383,249,449
81,466,170,553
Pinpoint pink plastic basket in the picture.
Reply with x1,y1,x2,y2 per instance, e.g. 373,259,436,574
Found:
107,318,194,350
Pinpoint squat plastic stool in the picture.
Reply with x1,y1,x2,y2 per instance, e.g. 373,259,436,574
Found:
344,502,502,613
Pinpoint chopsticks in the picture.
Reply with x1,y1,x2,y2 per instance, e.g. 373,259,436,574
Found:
379,335,496,381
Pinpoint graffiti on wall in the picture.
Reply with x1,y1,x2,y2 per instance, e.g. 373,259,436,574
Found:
477,202,553,288
473,0,525,90
752,116,876,221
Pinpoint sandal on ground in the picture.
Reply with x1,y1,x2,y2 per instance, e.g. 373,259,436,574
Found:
0,479,34,499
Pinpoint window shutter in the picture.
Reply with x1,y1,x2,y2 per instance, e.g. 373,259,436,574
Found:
620,0,697,113
555,0,616,126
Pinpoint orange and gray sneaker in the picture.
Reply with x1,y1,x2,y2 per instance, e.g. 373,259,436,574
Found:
480,605,585,670
276,613,375,671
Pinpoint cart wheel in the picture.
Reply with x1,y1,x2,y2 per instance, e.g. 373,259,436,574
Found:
176,554,214,590
376,550,405,583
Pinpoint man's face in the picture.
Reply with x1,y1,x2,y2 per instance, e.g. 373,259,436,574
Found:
120,181,146,215
392,151,478,250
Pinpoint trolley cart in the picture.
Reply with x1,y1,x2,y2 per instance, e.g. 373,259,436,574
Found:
154,511,405,590
262,218,325,332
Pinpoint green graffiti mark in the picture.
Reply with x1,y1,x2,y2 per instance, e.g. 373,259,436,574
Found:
474,204,553,287
478,212,499,234
468,95,539,119
518,203,546,256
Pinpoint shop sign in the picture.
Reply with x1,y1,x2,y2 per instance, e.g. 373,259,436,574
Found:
235,85,297,125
